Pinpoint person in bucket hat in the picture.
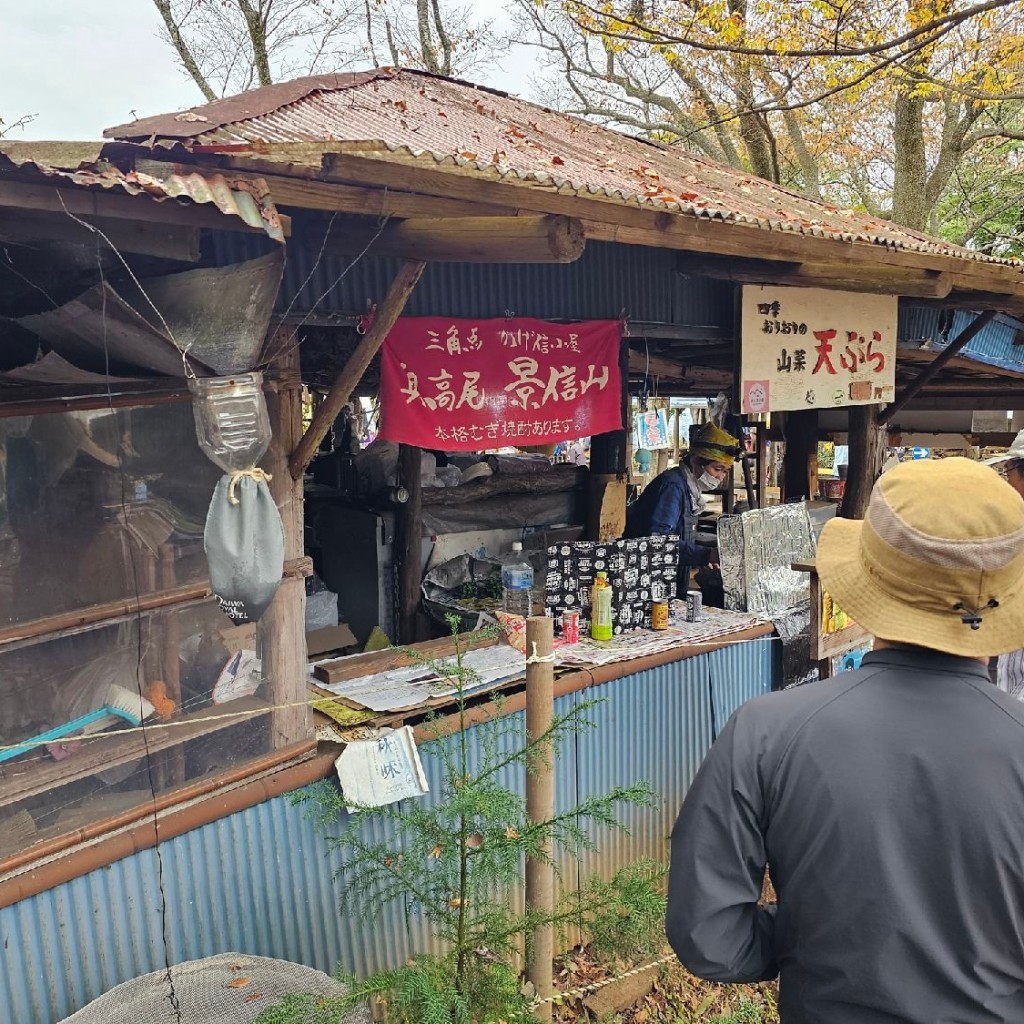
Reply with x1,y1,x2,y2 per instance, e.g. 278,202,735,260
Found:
666,458,1024,1023
982,426,1024,481
623,422,741,595
981,429,1024,697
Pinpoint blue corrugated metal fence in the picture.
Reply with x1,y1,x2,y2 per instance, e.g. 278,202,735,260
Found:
0,638,775,1024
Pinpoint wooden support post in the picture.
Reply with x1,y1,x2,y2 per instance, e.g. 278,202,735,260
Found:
671,409,681,463
782,410,819,502
755,425,769,508
260,334,311,748
878,310,997,426
843,405,887,520
740,454,756,509
655,402,669,478
524,615,555,1021
397,444,424,645
587,475,628,541
288,259,425,478
586,337,629,539
158,544,185,786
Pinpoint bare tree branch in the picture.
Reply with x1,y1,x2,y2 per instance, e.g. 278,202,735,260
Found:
151,0,216,100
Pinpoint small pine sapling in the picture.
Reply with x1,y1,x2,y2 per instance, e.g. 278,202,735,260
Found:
263,617,656,1024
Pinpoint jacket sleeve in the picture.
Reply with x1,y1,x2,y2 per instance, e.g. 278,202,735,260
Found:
648,477,711,566
665,709,778,983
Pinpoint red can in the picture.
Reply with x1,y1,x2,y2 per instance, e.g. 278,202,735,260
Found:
561,609,580,644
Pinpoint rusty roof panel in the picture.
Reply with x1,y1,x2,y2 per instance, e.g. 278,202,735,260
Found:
104,70,394,141
0,146,284,242
102,68,1023,272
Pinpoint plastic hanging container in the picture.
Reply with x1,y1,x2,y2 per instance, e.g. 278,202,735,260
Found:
188,372,272,473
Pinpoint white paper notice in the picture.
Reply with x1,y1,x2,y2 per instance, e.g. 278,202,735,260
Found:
334,726,430,811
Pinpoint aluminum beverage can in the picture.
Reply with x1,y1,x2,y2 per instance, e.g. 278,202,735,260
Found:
650,600,669,631
685,590,703,623
561,609,580,644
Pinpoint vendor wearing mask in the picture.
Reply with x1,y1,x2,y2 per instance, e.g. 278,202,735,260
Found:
624,423,741,595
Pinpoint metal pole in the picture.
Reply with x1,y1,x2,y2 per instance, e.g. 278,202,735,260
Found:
524,615,555,1020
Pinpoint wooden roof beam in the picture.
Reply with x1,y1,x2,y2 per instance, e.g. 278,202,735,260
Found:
235,171,518,220
910,292,1024,319
0,207,200,262
307,214,585,264
315,152,1024,300
900,395,1022,411
627,349,687,378
674,253,953,300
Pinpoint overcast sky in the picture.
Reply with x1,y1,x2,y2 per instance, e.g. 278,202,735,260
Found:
1,0,535,140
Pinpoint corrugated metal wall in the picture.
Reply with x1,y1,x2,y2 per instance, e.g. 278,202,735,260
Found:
899,306,1024,373
208,232,734,328
1,639,776,1024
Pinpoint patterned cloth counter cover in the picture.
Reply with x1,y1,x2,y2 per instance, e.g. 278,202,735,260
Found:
545,536,679,635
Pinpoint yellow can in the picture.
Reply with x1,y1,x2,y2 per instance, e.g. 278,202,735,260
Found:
651,600,669,631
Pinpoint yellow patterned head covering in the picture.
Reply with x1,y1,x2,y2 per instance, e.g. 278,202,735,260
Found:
689,424,741,466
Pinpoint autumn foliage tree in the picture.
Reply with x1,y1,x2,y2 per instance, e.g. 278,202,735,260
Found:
516,0,1024,246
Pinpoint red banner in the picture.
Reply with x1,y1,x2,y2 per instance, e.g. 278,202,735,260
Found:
379,317,622,450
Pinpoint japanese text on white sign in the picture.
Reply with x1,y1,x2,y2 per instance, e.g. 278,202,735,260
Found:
740,286,897,413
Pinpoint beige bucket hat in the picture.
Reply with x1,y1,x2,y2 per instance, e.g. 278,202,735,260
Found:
982,428,1024,468
817,457,1024,657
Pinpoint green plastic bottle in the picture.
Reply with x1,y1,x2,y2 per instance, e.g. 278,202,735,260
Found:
590,571,613,641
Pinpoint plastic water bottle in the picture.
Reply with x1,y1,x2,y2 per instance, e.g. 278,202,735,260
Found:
188,373,271,473
501,542,533,617
590,570,614,641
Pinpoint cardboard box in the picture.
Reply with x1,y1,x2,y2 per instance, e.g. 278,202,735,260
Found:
306,623,358,658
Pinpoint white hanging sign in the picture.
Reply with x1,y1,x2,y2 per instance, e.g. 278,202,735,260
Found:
335,726,429,811
740,285,897,413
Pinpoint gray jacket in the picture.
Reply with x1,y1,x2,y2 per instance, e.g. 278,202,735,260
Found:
666,648,1024,1023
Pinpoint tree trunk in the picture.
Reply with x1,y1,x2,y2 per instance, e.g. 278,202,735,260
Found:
238,0,273,86
891,91,928,231
416,0,440,73
152,0,216,100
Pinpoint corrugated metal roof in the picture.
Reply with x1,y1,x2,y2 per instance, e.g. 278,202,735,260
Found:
0,144,285,242
104,67,1023,272
899,307,1024,378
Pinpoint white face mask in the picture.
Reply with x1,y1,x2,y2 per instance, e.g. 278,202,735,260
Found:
697,470,721,492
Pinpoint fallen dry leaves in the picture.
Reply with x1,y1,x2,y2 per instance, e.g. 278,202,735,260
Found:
550,946,779,1024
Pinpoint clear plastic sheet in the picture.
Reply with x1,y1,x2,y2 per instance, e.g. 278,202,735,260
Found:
0,598,273,862
0,403,220,627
